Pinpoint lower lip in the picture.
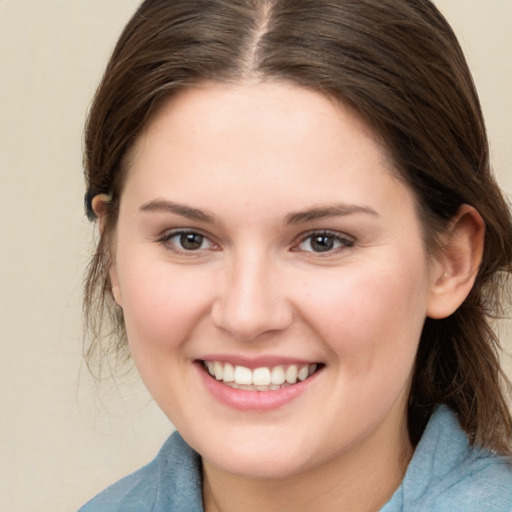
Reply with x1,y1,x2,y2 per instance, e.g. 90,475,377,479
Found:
195,363,321,411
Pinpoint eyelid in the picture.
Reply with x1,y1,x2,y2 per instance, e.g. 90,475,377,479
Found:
157,228,219,252
155,227,353,256
292,229,355,254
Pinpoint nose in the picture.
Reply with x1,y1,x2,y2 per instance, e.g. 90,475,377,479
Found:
210,251,294,341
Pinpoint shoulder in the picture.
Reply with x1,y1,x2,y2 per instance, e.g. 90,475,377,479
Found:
427,445,512,511
78,431,204,512
420,450,512,512
397,406,512,512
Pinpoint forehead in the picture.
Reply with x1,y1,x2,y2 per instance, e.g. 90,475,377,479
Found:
123,81,413,223
138,81,389,156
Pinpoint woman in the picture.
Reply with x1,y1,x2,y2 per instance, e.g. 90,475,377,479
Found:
79,0,512,510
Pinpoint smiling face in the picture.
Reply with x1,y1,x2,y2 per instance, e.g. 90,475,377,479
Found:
108,81,440,482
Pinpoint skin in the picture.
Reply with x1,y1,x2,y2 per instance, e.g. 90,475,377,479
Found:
97,81,484,512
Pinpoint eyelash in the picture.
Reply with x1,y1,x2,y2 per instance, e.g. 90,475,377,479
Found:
157,229,218,253
157,229,354,255
293,230,354,255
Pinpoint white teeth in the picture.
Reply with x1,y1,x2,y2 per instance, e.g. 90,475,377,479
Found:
253,367,271,386
271,365,285,385
223,362,235,382
234,365,253,385
214,361,223,380
204,361,319,390
285,365,298,384
297,365,309,381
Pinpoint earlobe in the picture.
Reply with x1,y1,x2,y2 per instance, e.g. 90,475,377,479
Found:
426,205,485,319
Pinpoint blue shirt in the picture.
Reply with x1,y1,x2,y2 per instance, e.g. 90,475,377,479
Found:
78,406,512,511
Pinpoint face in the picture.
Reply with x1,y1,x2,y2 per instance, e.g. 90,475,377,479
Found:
109,81,440,480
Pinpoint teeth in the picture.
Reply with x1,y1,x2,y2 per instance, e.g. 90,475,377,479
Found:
285,365,298,384
271,366,285,385
223,362,235,382
297,365,309,381
234,365,253,385
253,367,271,386
204,361,319,390
214,361,223,380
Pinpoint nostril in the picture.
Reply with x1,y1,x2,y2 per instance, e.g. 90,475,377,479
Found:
210,298,294,342
209,264,294,340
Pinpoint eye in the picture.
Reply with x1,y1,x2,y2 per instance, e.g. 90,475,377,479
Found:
159,230,216,252
295,231,354,254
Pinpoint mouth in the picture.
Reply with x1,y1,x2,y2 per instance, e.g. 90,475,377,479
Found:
200,360,323,392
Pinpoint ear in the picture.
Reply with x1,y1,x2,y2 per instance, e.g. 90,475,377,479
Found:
427,205,485,319
91,193,112,233
91,194,123,308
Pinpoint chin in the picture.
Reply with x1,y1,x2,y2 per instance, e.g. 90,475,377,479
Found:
187,424,332,480
203,450,314,480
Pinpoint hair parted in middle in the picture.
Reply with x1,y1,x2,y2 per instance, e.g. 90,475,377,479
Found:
83,0,512,454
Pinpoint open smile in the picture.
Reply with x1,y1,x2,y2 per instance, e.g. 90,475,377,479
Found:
200,360,323,392
194,352,326,410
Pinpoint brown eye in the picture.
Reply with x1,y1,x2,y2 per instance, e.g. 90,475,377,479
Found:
159,230,215,252
296,231,354,254
310,235,335,252
180,232,205,250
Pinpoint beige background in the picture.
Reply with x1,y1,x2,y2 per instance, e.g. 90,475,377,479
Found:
0,1,510,511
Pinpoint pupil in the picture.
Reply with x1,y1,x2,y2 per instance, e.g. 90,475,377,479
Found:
311,235,333,252
180,233,203,250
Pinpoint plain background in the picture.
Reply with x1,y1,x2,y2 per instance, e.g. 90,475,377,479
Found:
0,1,511,511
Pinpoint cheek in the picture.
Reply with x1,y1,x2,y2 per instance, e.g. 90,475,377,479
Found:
298,261,429,372
118,259,215,354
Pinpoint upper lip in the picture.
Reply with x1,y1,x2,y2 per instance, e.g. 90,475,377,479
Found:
196,354,322,369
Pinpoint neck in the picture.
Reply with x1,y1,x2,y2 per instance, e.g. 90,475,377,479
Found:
202,413,412,512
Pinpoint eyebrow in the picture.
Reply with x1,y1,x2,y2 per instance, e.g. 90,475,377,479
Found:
285,204,379,224
139,199,217,223
139,199,378,225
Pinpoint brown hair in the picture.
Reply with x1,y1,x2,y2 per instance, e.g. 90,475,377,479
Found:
83,0,512,453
